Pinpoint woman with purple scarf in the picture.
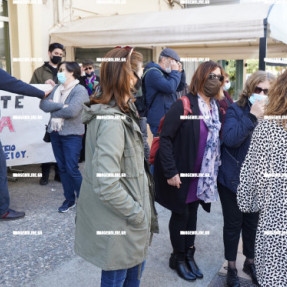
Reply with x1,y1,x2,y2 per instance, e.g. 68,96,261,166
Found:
154,61,224,282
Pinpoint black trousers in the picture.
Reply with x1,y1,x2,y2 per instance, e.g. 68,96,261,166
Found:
79,124,87,162
169,201,200,253
218,182,259,261
41,162,59,179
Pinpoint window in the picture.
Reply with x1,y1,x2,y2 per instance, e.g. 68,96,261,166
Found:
0,0,10,73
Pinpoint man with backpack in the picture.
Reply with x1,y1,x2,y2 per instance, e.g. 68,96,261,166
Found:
142,48,186,137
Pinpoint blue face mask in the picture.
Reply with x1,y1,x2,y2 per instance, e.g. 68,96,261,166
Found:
249,93,268,105
86,71,94,77
57,72,66,84
224,81,231,91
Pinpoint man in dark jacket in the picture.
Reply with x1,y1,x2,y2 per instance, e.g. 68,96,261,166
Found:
30,42,64,185
30,42,64,85
0,68,48,220
143,48,186,136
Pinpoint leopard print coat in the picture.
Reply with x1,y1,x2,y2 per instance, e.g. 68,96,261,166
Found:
237,119,287,287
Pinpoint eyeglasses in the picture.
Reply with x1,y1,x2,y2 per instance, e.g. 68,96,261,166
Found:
254,86,268,95
84,67,94,71
208,73,224,82
58,68,66,72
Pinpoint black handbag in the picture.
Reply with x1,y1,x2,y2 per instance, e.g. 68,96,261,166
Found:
43,124,51,143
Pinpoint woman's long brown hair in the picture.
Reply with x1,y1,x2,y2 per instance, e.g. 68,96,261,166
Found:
90,48,134,113
265,70,287,129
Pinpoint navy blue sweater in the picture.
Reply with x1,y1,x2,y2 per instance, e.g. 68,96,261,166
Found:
0,69,45,118
218,101,258,193
0,69,45,97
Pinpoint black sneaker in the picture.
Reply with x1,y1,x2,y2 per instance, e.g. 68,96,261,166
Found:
58,200,76,213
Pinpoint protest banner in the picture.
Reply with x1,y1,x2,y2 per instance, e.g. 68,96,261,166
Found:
0,84,56,166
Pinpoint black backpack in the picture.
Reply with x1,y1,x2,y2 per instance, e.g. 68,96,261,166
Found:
134,67,164,117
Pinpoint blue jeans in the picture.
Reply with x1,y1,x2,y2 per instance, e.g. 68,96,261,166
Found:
101,261,146,287
0,141,10,216
50,132,83,202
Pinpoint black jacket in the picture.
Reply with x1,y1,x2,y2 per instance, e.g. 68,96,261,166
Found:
79,75,100,96
154,93,220,214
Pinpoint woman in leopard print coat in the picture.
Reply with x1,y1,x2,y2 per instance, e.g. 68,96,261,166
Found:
237,70,287,287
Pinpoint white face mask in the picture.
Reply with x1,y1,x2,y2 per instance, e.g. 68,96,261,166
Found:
164,60,172,73
165,67,171,73
224,81,231,91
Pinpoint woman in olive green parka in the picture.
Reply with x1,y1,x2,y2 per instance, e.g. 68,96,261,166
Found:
74,47,158,287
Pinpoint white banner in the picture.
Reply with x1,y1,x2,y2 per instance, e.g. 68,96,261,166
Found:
0,84,56,167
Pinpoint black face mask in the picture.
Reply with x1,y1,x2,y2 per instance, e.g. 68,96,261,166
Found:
51,55,62,65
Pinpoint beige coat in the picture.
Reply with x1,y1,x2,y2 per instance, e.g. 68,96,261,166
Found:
74,100,158,271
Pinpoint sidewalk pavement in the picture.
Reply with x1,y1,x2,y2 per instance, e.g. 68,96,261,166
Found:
0,163,256,287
